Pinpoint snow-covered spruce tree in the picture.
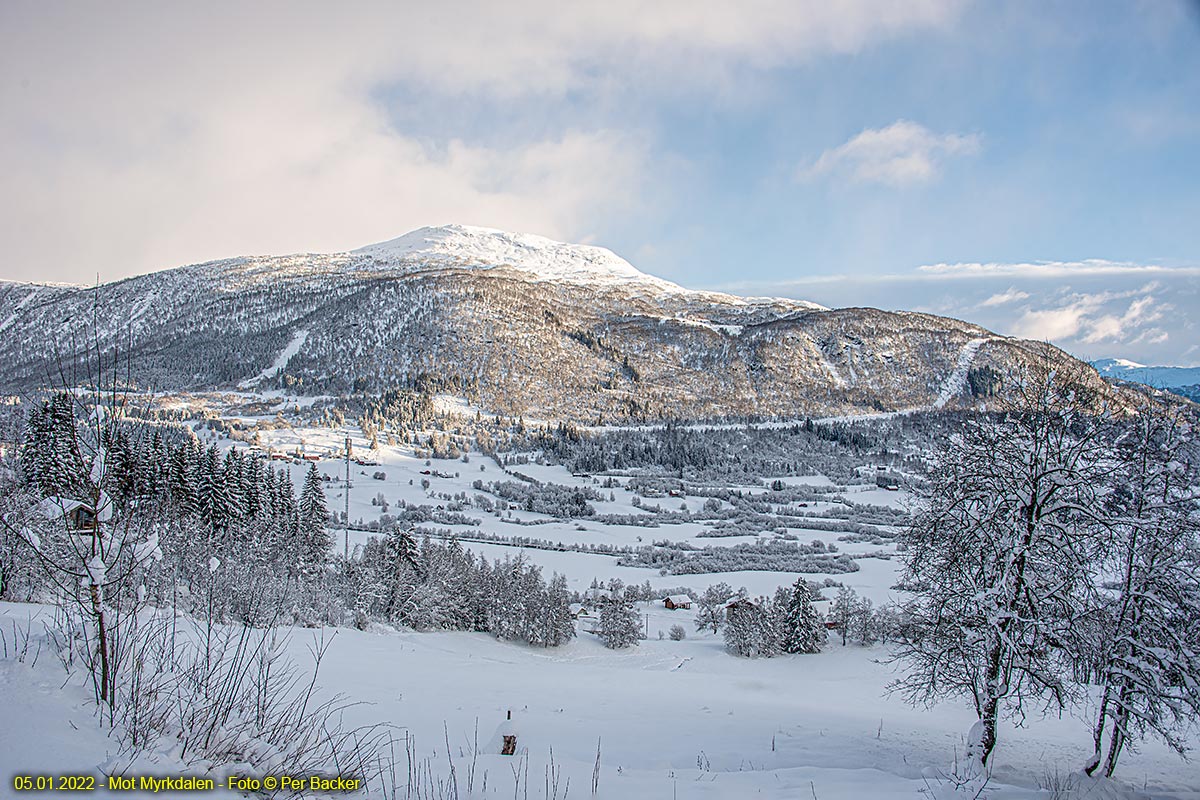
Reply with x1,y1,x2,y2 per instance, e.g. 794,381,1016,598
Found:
1082,401,1200,777
778,579,826,654
597,588,642,649
724,597,780,658
297,463,330,578
893,361,1110,770
370,526,421,624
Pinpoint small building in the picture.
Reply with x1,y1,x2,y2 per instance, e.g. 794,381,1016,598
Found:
584,587,612,604
485,710,520,756
809,599,836,629
663,595,693,610
66,504,98,531
568,603,590,619
37,497,100,531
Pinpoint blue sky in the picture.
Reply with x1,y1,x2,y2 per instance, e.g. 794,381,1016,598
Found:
1,1,1197,364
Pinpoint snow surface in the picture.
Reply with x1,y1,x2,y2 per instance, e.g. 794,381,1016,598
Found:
353,224,682,291
2,598,1194,799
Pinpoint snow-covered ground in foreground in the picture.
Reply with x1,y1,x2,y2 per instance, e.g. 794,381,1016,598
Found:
2,599,1196,799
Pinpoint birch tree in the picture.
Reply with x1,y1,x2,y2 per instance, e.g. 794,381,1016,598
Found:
893,365,1110,769
1082,402,1200,777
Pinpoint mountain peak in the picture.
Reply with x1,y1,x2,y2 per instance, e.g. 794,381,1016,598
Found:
1093,357,1147,371
351,224,682,292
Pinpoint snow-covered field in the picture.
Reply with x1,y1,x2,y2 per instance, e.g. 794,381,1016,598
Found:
3,597,1195,799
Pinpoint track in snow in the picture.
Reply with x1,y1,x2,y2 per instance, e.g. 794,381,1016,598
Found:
239,329,309,388
933,338,990,409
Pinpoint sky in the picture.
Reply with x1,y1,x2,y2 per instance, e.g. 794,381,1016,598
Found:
1,1,1197,366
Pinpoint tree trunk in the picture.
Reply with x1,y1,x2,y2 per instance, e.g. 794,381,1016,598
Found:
978,695,999,767
89,581,110,707
1084,686,1112,776
1103,685,1132,777
978,634,1005,767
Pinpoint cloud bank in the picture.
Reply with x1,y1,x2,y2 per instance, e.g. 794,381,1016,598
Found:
0,0,963,283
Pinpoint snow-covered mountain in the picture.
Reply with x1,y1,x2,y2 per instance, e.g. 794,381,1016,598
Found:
1091,358,1200,390
0,225,1114,422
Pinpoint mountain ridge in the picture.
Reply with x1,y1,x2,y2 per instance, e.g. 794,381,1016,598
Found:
0,225,1121,423
1091,358,1200,389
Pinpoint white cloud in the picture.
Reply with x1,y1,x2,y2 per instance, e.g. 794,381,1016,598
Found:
0,0,964,282
917,259,1200,278
979,288,1030,307
1010,288,1169,345
800,120,980,186
1079,295,1165,343
1012,306,1091,340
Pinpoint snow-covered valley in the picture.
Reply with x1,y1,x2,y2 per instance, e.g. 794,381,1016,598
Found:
3,394,1198,799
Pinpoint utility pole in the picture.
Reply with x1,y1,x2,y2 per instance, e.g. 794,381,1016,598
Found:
344,435,352,559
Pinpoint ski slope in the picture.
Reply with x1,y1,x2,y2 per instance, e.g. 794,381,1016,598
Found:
238,329,309,388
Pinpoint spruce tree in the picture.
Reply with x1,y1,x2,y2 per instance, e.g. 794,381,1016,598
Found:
47,392,84,496
196,445,222,529
20,401,51,495
221,451,244,522
779,579,825,654
168,442,198,516
297,463,330,575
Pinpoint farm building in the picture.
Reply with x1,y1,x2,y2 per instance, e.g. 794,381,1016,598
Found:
663,595,693,610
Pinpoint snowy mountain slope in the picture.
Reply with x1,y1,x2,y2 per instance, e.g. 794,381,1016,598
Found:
354,225,827,310
0,225,1113,422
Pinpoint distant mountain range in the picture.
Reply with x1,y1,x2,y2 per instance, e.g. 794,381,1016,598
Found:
0,224,1122,423
1090,358,1200,402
